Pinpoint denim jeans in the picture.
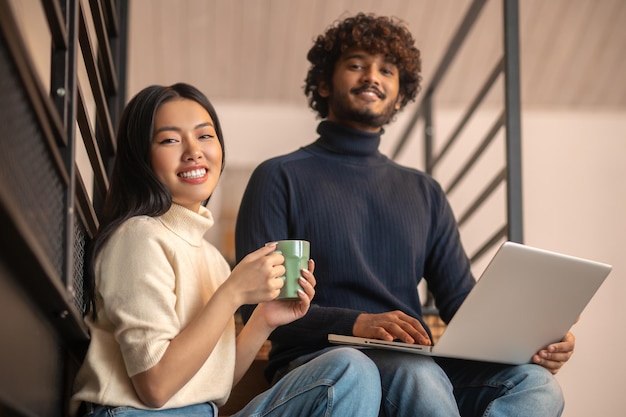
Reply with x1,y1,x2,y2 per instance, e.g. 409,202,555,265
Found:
280,347,564,417
87,403,216,417
233,347,381,416
85,347,381,417
436,356,564,417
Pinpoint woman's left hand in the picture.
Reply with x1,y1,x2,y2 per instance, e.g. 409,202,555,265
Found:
256,259,316,328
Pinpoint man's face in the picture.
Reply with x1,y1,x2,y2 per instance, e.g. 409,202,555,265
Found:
320,48,403,132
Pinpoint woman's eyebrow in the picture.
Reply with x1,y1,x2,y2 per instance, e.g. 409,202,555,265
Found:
154,125,180,134
195,121,214,129
154,121,214,134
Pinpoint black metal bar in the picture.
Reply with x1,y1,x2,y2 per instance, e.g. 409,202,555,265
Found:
101,0,120,36
75,167,100,238
469,224,508,263
456,167,507,227
428,57,504,172
503,0,524,243
423,99,434,174
78,5,116,149
50,0,69,136
88,0,118,95
446,111,505,194
110,0,129,134
392,0,489,157
62,0,79,298
41,0,68,49
392,102,422,159
77,83,110,204
426,0,490,94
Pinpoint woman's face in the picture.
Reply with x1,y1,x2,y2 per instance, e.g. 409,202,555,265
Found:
150,98,223,212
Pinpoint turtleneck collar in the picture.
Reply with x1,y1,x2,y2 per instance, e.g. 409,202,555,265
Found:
158,203,214,247
314,120,383,157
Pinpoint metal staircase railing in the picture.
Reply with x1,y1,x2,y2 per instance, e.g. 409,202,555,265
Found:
392,0,523,263
390,0,524,313
0,1,128,414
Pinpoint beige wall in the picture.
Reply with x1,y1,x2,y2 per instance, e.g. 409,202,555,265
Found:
522,110,625,417
210,103,626,416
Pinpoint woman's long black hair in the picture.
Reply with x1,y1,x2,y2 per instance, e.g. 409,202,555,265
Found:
84,83,225,318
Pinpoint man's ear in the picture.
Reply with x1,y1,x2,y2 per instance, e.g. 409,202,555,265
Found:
318,81,330,98
394,93,404,111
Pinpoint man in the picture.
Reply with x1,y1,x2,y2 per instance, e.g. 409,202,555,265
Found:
235,13,574,417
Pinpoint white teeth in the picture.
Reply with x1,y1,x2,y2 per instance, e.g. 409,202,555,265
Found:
179,168,206,179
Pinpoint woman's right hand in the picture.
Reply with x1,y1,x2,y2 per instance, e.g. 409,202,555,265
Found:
225,243,286,306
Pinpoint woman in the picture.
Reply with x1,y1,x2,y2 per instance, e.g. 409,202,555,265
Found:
71,83,381,416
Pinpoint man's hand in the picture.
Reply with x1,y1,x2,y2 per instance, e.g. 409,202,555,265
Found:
532,331,575,374
353,310,432,346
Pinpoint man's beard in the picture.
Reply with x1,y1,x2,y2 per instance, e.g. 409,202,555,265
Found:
328,86,398,128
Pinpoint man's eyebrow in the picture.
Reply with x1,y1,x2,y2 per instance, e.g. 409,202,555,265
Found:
342,52,367,61
154,121,214,134
341,52,397,66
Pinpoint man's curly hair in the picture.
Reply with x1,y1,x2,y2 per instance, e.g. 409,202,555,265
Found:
304,13,422,119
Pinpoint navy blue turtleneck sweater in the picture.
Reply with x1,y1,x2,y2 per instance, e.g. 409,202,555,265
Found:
235,120,475,381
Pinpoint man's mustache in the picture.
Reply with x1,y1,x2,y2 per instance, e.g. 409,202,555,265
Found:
351,84,386,100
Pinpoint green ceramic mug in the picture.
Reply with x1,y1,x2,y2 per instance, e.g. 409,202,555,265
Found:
273,240,310,300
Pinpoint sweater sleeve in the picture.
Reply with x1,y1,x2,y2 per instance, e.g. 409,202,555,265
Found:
422,181,475,324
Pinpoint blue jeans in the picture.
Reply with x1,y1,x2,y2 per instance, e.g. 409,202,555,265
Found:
85,347,381,417
280,347,564,417
86,403,217,417
436,356,564,417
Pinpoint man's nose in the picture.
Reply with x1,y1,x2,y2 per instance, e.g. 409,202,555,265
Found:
360,66,380,85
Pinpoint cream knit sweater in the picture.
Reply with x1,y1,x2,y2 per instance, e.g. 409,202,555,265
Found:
71,204,235,413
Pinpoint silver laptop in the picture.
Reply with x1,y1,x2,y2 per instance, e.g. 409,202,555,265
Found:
329,241,611,364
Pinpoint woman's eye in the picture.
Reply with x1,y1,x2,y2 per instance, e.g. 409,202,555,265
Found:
199,134,215,140
158,138,178,144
